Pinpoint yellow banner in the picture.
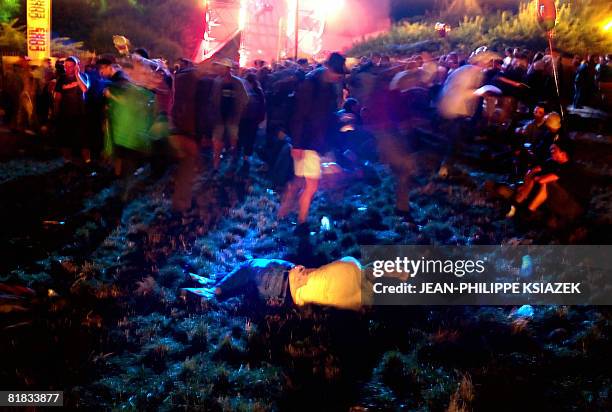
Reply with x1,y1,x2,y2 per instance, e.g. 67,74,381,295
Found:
26,0,51,61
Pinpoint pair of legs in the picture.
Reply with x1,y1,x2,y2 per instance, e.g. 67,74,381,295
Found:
238,119,258,162
375,129,415,214
58,117,90,164
516,179,583,218
514,176,545,212
169,134,200,213
278,149,321,224
16,91,36,133
212,122,238,170
61,147,91,164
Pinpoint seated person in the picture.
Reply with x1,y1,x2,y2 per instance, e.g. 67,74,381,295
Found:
510,140,588,225
183,257,366,311
512,104,549,174
534,112,565,163
515,104,548,145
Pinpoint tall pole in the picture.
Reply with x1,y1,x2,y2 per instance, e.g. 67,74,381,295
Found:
547,31,564,120
294,0,299,60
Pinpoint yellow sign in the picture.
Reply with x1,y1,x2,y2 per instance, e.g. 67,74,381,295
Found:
26,0,51,60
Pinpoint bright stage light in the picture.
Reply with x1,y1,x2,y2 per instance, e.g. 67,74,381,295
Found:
239,0,248,30
319,0,345,17
603,19,612,32
239,0,249,66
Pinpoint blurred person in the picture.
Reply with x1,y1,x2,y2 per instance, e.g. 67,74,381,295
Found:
169,62,201,212
54,56,90,163
98,57,154,177
148,64,174,176
445,52,459,74
264,66,303,142
238,73,266,175
528,54,558,105
258,127,294,189
573,56,596,108
437,54,486,121
34,58,54,130
389,60,422,93
174,57,194,74
502,47,513,70
379,55,391,68
278,52,346,231
360,61,417,221
436,50,491,175
595,54,612,109
15,56,38,134
491,54,530,124
210,58,249,171
371,52,382,67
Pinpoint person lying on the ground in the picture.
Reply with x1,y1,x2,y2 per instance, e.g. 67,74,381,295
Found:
183,257,366,311
508,140,588,225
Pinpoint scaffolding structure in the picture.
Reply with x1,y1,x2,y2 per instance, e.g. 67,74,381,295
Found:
194,0,328,65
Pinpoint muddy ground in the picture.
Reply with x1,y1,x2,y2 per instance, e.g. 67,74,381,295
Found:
0,125,611,411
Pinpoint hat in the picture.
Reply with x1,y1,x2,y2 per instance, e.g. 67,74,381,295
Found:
325,52,348,75
213,57,234,68
66,56,80,65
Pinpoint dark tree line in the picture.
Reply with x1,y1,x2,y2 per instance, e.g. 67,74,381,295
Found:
8,0,205,61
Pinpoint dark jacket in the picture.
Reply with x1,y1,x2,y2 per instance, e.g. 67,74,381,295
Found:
171,68,199,136
209,74,248,126
290,67,341,153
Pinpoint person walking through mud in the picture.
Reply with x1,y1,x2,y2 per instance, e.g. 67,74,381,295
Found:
169,62,201,213
237,73,266,175
98,57,154,178
209,58,249,171
54,56,90,164
278,52,347,233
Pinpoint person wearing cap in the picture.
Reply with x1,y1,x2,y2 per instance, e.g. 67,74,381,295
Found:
278,52,347,231
209,57,249,171
54,56,90,163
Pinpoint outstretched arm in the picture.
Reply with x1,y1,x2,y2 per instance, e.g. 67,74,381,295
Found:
75,63,89,93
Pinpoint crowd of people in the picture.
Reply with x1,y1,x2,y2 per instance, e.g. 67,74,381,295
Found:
1,44,609,232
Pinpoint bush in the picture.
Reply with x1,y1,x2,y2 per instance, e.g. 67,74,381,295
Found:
348,0,612,57
348,21,440,57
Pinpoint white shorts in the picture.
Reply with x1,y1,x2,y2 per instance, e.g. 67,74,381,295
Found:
292,149,321,179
